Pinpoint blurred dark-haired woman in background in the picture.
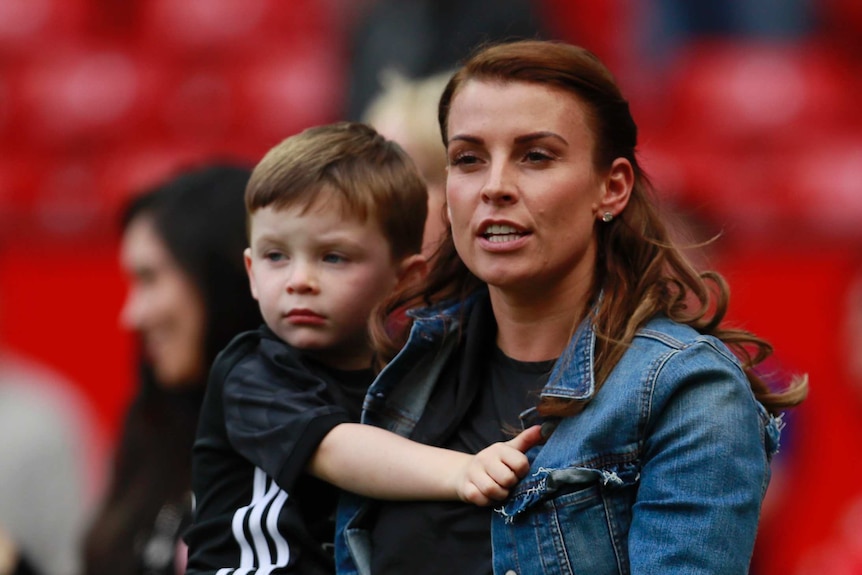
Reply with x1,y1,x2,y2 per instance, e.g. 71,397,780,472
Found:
82,164,261,575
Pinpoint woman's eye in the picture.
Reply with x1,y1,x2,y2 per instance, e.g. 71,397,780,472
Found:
449,152,480,166
525,150,553,163
135,268,158,286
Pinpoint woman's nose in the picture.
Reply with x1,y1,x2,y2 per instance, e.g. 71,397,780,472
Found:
119,288,143,331
481,163,518,205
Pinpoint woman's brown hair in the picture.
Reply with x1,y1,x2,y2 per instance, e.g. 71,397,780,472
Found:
370,40,807,416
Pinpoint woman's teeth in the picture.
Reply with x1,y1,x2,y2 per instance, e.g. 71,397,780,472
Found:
484,224,522,242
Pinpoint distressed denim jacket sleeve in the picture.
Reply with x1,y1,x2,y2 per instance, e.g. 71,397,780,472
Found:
491,317,783,575
629,335,775,573
336,307,784,575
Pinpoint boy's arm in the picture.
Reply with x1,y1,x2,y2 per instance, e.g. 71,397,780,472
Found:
307,423,543,506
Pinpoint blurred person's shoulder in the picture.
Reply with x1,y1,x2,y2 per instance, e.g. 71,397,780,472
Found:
0,350,108,494
0,350,94,424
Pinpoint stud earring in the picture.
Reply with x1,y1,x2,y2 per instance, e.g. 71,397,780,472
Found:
601,212,614,223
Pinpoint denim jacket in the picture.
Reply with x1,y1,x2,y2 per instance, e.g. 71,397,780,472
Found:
336,293,783,575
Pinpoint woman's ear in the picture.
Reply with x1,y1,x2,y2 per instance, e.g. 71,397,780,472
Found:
596,157,634,219
394,253,427,291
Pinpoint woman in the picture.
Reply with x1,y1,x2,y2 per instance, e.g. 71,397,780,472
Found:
82,164,262,575
337,40,807,575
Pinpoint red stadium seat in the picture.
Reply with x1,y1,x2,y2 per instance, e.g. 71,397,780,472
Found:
229,43,345,142
0,153,40,234
0,0,92,57
137,0,275,61
155,66,235,145
136,0,337,59
94,143,216,213
777,133,862,238
10,43,155,150
662,40,859,151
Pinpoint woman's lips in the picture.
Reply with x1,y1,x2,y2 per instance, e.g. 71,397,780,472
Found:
478,222,530,249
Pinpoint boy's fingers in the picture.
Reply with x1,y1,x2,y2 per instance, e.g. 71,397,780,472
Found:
506,425,544,454
461,483,491,506
505,453,530,479
484,456,520,488
465,427,545,505
465,473,506,505
476,473,510,501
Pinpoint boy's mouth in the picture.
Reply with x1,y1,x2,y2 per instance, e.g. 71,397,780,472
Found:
286,309,325,324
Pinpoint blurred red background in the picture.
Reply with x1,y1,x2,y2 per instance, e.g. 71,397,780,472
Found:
1,1,861,572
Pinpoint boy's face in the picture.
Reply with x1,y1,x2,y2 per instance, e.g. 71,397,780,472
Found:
244,202,403,370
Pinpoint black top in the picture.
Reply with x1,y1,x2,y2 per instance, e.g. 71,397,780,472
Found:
184,326,372,574
370,296,555,575
83,364,203,575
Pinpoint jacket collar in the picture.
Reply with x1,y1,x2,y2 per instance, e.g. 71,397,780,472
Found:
410,289,598,401
539,313,597,401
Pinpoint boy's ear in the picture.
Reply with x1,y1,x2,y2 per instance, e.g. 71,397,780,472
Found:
394,253,427,291
243,247,260,301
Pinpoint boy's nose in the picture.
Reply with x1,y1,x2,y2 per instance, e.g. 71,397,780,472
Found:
286,263,319,294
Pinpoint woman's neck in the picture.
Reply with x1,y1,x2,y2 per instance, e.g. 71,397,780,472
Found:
488,281,590,362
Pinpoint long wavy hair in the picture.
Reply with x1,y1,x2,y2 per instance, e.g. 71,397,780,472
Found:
370,40,807,417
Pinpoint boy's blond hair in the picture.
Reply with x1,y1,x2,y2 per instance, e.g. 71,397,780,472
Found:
246,122,428,259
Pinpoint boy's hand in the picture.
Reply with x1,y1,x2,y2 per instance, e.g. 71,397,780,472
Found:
456,425,544,506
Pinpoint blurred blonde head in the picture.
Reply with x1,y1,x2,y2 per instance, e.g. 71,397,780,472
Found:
362,69,452,258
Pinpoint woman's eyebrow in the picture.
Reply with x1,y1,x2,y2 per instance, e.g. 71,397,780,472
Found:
448,134,482,145
514,131,567,145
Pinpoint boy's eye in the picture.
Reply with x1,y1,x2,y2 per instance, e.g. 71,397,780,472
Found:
264,251,285,262
322,253,346,264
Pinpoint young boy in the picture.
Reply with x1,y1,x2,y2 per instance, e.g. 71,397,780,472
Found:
184,122,541,574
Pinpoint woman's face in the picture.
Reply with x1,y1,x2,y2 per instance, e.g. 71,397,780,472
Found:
119,214,206,388
445,79,621,298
